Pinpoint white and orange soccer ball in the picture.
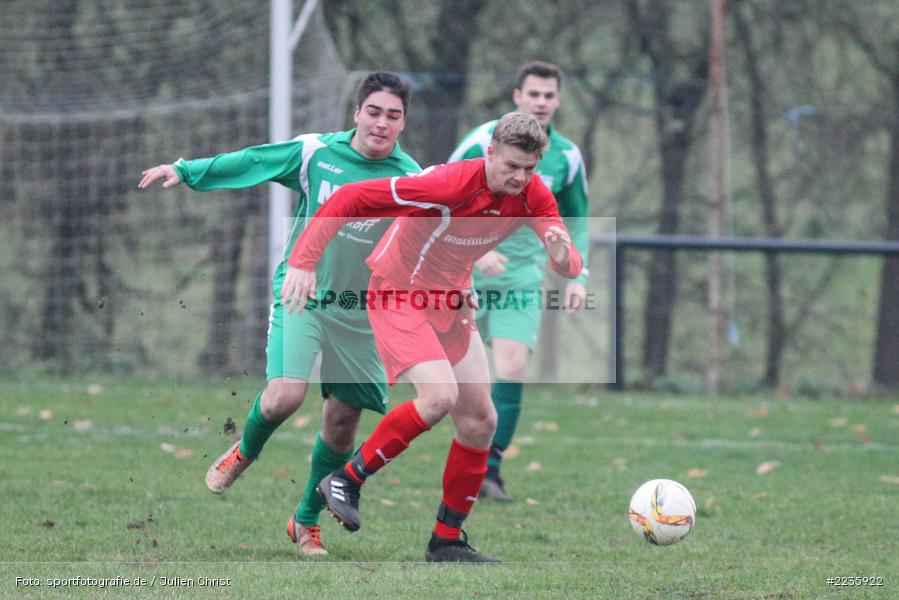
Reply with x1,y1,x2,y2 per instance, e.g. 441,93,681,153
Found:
628,479,696,546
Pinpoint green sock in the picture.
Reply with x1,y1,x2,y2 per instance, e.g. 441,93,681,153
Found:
295,433,353,526
488,380,524,470
238,391,286,460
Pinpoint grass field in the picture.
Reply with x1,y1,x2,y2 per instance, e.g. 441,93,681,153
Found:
0,376,896,599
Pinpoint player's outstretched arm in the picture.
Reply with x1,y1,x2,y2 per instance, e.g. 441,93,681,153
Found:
279,266,316,315
138,164,181,189
543,225,571,267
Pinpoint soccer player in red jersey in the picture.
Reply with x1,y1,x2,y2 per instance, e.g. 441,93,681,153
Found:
280,112,583,562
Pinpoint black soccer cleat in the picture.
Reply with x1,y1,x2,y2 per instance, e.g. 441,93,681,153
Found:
479,472,513,502
425,531,502,563
318,470,362,532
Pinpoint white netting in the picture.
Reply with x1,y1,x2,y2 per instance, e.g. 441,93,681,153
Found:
0,1,348,376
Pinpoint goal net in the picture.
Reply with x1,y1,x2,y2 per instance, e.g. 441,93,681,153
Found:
0,1,349,377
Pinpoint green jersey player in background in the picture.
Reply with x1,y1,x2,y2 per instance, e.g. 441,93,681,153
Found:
448,61,590,501
138,72,420,556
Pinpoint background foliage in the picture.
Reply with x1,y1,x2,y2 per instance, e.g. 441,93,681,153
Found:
2,0,898,393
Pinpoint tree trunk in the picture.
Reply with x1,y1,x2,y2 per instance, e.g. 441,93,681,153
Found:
872,101,899,388
413,0,486,167
199,196,250,375
734,1,787,388
641,130,688,378
538,272,563,380
243,192,269,374
36,124,89,369
627,0,707,380
706,0,730,394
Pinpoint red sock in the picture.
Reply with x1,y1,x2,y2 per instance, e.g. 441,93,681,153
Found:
433,438,488,540
346,401,430,483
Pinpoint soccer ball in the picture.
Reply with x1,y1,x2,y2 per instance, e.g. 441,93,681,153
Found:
628,479,696,546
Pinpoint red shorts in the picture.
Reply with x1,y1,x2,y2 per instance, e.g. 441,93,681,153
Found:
367,276,477,384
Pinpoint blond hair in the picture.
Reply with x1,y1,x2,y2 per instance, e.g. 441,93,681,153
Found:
491,112,548,157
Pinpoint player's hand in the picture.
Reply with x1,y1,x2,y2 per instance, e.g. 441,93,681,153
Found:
279,266,316,314
139,164,181,189
563,281,587,314
544,226,571,267
463,288,479,311
474,251,509,277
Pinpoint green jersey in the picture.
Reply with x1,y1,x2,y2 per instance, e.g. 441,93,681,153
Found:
174,129,421,330
448,120,590,287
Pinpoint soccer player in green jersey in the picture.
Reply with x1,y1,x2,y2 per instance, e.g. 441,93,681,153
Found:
448,61,590,501
138,72,421,556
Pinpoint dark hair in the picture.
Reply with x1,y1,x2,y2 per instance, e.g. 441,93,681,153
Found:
491,112,548,158
515,61,562,90
356,71,412,115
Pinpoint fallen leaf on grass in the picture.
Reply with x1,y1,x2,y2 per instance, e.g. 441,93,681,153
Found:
271,468,289,479
892,404,899,415
407,501,422,508
544,422,559,432
525,498,540,505
292,416,311,429
756,461,779,475
749,427,761,438
703,497,716,510
752,491,768,500
613,458,627,472
851,423,867,433
238,544,251,550
849,380,867,397
87,384,103,396
503,444,520,459
39,410,54,420
73,420,93,432
526,462,542,471
388,478,401,486
687,469,708,478
878,475,899,485
16,407,31,416
380,499,395,506
746,405,769,418
830,418,848,427
516,436,535,445
160,443,176,453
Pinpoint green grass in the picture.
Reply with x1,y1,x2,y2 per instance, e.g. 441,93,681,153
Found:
0,377,896,599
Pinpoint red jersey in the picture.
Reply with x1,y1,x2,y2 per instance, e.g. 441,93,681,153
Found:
287,158,583,292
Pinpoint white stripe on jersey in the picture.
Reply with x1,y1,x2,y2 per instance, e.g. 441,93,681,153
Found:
280,133,327,249
296,133,327,227
562,145,588,191
447,121,496,163
388,176,451,284
372,222,401,263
